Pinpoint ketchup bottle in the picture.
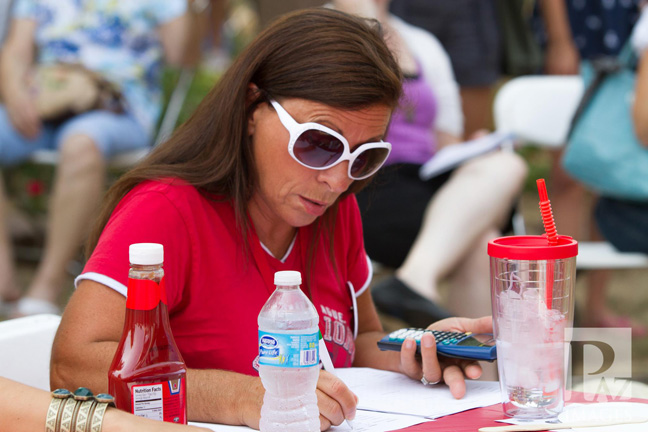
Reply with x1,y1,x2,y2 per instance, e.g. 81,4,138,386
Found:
108,243,187,424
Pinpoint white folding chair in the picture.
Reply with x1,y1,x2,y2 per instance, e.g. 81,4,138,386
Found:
494,75,648,270
0,314,61,390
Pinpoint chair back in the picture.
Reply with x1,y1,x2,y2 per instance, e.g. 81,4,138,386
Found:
493,75,648,270
0,314,61,390
494,75,584,148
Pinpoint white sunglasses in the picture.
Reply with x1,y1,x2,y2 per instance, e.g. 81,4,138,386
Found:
269,99,391,180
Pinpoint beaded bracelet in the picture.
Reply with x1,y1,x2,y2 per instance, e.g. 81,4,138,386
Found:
46,388,115,432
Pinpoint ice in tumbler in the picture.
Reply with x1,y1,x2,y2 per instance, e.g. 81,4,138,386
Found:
489,235,577,419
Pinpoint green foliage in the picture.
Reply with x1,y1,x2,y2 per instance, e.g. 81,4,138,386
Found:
2,163,55,216
518,146,552,192
160,67,221,127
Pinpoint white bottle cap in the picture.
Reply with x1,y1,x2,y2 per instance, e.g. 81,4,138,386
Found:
274,270,301,286
129,243,163,265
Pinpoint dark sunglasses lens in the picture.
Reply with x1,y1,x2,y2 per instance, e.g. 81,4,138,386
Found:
293,130,345,168
350,147,390,178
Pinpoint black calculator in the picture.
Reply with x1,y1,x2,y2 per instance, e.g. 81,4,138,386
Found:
377,328,497,362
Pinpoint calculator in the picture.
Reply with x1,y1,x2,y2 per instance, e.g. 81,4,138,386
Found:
377,328,497,362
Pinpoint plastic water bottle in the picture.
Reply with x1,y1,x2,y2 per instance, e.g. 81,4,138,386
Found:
258,271,320,432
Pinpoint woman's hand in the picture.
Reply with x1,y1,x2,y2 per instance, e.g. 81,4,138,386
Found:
397,316,493,399
316,370,358,430
4,86,41,139
331,0,380,20
544,39,580,75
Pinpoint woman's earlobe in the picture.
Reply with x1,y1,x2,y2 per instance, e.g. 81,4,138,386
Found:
248,112,256,135
246,84,262,136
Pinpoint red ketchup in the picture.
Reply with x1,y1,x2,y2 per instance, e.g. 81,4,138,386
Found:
108,243,187,424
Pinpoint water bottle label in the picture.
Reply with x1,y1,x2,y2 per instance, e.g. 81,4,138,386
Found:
258,331,319,368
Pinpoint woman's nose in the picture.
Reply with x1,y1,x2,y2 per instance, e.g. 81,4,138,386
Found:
318,161,354,193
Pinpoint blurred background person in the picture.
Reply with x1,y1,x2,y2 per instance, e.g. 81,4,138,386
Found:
535,0,645,335
185,0,232,71
251,0,324,29
388,0,501,138
0,0,192,317
334,0,527,325
538,0,641,241
592,2,648,276
0,0,12,42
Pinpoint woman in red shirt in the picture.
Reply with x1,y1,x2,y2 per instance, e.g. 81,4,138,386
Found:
51,8,492,430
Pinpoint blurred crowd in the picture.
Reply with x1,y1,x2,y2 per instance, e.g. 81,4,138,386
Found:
1,2,648,431
0,0,646,336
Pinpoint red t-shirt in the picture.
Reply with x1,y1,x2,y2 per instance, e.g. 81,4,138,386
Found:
78,179,371,375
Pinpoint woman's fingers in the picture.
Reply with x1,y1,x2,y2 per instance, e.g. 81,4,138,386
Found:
316,388,345,427
398,337,422,379
428,316,493,335
316,370,357,428
7,96,41,139
443,364,468,399
400,334,445,385
397,318,495,396
419,332,443,384
462,361,483,380
21,103,41,138
319,414,331,431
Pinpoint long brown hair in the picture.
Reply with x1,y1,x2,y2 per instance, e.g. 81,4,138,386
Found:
87,8,402,260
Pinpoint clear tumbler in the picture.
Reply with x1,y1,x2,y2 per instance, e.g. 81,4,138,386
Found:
489,235,578,419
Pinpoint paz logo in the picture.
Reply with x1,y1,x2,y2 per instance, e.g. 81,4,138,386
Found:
568,328,632,401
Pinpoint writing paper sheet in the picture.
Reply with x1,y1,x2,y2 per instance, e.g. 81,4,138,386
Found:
191,410,430,432
335,367,503,418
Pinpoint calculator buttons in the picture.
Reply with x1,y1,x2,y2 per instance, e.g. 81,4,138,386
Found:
378,329,497,362
387,328,467,345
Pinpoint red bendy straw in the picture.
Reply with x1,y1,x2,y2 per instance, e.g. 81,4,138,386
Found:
537,179,558,246
536,178,557,309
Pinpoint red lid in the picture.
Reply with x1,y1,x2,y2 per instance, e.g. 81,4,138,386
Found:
488,235,578,260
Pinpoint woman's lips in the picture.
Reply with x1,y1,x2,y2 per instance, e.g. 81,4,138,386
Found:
299,196,328,217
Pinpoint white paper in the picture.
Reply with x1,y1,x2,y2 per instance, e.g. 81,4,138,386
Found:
190,368,504,431
496,402,648,432
494,417,572,432
418,131,512,180
191,410,430,432
330,411,432,431
335,367,503,419
190,421,253,431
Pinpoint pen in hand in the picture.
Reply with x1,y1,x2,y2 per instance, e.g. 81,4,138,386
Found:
319,332,355,430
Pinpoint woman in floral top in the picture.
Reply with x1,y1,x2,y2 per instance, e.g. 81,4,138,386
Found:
0,0,189,317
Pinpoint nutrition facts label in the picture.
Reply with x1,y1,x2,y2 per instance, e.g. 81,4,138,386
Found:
132,383,164,420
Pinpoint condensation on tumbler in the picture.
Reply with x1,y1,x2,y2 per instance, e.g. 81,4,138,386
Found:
491,257,575,419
